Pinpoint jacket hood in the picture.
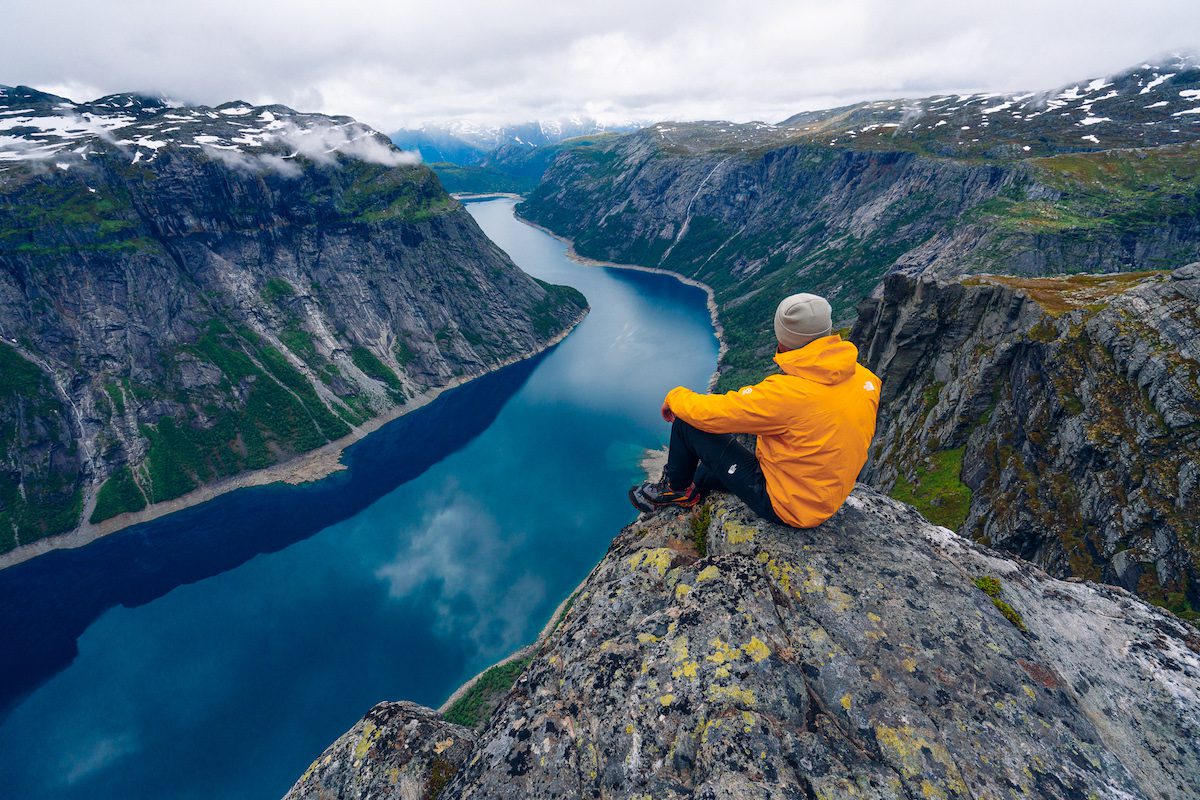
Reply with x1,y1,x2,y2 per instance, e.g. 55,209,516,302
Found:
774,335,859,385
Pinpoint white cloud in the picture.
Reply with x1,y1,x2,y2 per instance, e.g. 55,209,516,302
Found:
61,733,139,786
272,121,420,166
374,482,545,653
201,145,300,176
1,1,1197,130
200,122,418,175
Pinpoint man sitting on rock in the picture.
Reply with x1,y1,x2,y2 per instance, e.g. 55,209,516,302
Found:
630,293,881,528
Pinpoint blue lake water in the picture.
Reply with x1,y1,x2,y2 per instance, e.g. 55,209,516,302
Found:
0,198,718,799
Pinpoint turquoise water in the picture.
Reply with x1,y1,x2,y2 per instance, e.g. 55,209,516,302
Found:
0,198,719,799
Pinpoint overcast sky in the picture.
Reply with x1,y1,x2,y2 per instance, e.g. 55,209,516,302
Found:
4,1,1198,131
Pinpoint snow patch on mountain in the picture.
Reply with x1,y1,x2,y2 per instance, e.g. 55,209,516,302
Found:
0,87,420,171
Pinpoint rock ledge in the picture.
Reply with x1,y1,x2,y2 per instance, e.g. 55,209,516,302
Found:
287,487,1200,799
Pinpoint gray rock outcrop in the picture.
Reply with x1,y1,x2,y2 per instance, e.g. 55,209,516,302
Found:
287,701,476,800
286,488,1200,799
852,264,1200,615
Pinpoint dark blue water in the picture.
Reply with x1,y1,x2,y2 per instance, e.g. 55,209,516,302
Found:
0,198,718,799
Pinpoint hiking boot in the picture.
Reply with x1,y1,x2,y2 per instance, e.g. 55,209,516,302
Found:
629,476,701,512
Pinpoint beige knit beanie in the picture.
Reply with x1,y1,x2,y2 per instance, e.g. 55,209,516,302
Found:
774,293,833,350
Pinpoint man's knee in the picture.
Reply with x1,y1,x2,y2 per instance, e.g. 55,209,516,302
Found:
671,417,696,434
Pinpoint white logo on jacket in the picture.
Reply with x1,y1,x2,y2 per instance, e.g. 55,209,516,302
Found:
863,380,876,392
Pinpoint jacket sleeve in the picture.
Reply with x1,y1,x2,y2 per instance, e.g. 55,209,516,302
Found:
664,378,795,435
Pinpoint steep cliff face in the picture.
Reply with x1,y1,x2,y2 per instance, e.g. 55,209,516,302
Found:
851,265,1200,619
517,57,1200,390
0,87,586,555
520,132,1017,389
286,490,1200,799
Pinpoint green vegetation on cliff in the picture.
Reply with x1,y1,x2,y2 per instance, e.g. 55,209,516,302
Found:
0,343,83,547
443,656,533,730
890,447,972,531
134,322,358,505
973,575,1027,633
350,345,406,403
89,466,148,523
339,160,457,223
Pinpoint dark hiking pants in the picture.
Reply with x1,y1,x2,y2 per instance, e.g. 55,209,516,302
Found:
664,418,786,526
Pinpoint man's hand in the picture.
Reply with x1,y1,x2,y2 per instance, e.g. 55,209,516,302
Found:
661,398,676,423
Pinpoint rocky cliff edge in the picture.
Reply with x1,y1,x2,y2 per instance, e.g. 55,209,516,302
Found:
285,487,1200,800
852,264,1200,615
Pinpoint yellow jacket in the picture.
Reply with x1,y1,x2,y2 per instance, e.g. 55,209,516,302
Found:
664,335,880,528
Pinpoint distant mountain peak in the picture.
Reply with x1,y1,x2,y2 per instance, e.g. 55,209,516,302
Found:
764,53,1200,157
0,88,414,170
389,117,634,166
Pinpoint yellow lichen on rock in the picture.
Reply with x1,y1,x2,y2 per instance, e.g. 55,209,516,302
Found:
725,522,757,544
761,555,800,596
353,720,380,764
741,636,771,663
921,779,949,800
659,693,676,707
873,724,969,796
709,684,757,707
675,583,692,600
298,758,320,785
433,737,455,754
628,548,674,578
696,565,720,582
840,693,852,711
673,660,700,680
706,637,739,664
825,585,854,612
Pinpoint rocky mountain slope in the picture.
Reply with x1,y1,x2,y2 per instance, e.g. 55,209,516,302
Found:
517,54,1200,390
851,263,1200,621
0,86,586,557
286,489,1200,799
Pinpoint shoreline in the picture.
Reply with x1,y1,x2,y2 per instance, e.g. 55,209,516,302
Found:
434,215,727,714
436,443,672,714
0,308,587,572
512,208,727,391
437,563,601,714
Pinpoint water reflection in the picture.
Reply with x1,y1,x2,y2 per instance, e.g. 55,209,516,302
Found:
0,198,719,800
0,354,542,719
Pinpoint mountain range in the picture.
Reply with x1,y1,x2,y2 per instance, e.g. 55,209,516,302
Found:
0,85,585,559
515,53,1200,615
388,117,625,166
